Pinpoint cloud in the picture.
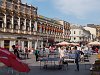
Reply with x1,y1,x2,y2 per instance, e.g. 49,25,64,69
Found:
53,0,100,19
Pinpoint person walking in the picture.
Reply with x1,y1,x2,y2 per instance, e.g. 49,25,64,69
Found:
58,47,67,69
12,45,20,59
34,48,39,61
74,46,80,71
25,47,29,59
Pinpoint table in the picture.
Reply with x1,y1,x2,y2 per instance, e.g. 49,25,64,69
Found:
39,57,60,69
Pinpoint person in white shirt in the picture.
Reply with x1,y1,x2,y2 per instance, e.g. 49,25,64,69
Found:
45,47,50,57
59,47,66,59
59,47,66,65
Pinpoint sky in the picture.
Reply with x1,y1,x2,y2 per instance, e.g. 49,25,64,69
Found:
21,0,100,25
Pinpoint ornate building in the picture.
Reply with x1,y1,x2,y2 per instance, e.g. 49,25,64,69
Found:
59,20,71,42
70,25,91,45
37,15,63,47
0,0,71,50
87,24,100,41
36,15,71,47
95,25,100,41
0,0,37,50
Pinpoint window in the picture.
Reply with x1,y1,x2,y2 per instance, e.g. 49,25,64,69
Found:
80,37,81,40
74,37,76,40
74,31,75,34
0,20,3,28
79,31,81,35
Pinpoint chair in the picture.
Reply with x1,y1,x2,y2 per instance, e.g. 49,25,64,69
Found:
84,57,91,70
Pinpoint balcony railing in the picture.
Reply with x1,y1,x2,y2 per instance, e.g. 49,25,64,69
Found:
6,28,12,33
6,1,12,10
13,29,18,33
0,28,4,32
20,6,25,13
0,1,3,7
25,31,31,34
20,30,24,34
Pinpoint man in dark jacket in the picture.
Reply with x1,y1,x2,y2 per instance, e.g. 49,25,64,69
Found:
74,46,80,71
12,45,20,58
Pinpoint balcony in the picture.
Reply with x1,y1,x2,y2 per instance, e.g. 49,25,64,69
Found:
6,1,12,10
13,29,18,33
25,31,31,34
20,30,24,34
20,6,25,13
31,31,37,35
0,1,3,8
5,28,12,33
0,28,4,32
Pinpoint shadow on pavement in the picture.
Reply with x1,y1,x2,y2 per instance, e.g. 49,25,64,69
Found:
0,64,91,75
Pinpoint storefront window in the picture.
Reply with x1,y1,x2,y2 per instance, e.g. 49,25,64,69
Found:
4,40,10,50
24,41,28,47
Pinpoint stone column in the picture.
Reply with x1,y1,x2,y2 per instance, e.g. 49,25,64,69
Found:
4,14,7,32
18,17,20,29
41,41,43,48
30,20,31,31
35,39,38,50
24,19,26,30
9,40,15,51
18,17,20,33
11,16,14,32
0,40,4,48
21,41,24,50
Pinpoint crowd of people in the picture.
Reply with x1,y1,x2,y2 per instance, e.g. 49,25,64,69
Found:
11,44,100,71
33,45,100,71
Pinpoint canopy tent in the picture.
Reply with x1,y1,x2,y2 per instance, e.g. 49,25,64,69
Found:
56,41,70,46
88,41,100,46
70,43,79,46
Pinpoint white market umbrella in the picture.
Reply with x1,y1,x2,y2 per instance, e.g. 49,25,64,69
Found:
56,41,70,46
70,43,79,46
88,41,100,46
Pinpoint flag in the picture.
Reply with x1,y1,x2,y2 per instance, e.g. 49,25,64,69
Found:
0,57,11,67
9,57,30,72
0,47,16,58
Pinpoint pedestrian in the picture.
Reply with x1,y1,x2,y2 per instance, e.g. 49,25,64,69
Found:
58,47,67,69
12,45,20,59
95,47,98,53
80,50,84,62
74,46,80,71
25,47,29,59
34,48,39,61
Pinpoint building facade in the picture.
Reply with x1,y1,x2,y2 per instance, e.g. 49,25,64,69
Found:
59,20,70,42
95,25,100,41
0,0,71,50
36,15,70,47
84,26,96,41
87,24,100,41
70,25,91,45
0,0,37,50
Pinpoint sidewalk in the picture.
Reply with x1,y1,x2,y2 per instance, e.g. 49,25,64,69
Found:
0,54,97,75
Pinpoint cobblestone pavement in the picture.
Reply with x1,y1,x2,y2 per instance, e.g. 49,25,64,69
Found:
0,54,97,75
